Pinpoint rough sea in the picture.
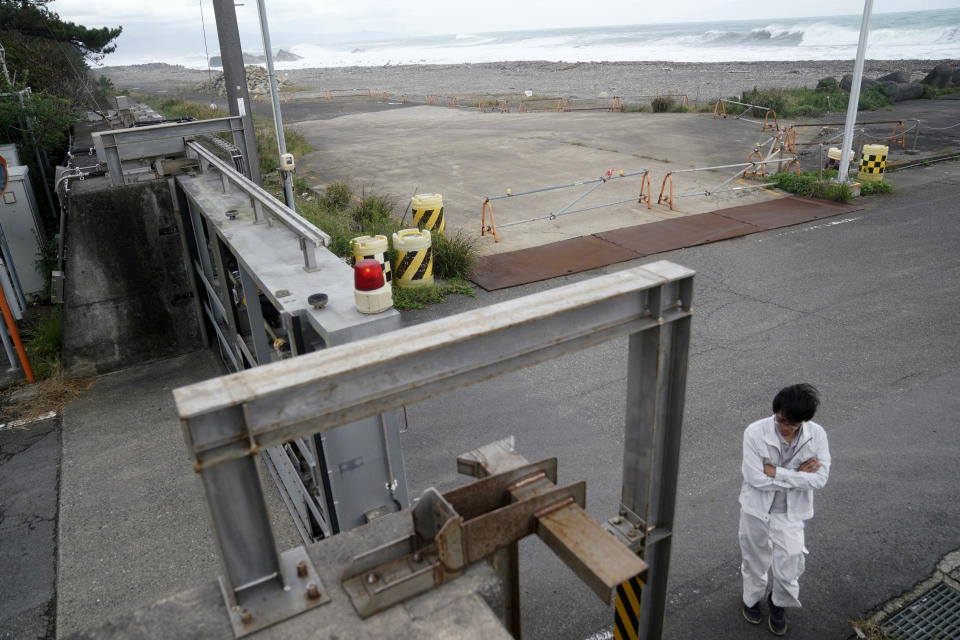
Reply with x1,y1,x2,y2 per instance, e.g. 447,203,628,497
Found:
284,9,960,68
115,9,959,69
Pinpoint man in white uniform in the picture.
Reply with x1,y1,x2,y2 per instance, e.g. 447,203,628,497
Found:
739,383,830,635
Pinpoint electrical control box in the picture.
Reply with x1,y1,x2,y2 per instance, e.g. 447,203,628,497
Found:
280,153,295,171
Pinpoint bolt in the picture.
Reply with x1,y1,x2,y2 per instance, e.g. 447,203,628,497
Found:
366,572,379,585
240,608,253,624
612,516,623,525
297,560,308,578
225,209,239,220
627,530,638,539
619,508,627,517
306,582,320,600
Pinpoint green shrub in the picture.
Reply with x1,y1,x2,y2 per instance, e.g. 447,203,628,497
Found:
858,85,893,111
651,95,674,113
351,194,396,231
742,87,788,117
321,182,354,210
23,305,63,380
671,104,690,113
815,77,840,92
770,171,853,203
431,229,478,281
860,180,894,195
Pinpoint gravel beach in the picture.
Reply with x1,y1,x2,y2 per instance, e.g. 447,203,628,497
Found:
99,59,948,104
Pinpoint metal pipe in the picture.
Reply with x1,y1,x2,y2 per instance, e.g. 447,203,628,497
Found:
256,0,295,211
0,278,33,383
671,183,777,199
839,0,873,184
498,196,641,229
485,169,648,202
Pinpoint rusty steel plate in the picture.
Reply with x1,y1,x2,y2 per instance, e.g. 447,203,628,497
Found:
713,196,862,230
471,236,641,291
594,212,758,255
471,197,862,290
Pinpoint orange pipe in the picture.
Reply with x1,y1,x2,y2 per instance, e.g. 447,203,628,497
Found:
0,282,34,383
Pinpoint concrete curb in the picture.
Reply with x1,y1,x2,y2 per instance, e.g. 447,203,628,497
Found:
852,548,960,638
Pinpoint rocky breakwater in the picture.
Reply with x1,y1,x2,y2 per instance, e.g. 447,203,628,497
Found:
820,61,960,103
197,65,290,96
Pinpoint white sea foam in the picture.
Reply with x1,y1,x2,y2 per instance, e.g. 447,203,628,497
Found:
107,10,960,69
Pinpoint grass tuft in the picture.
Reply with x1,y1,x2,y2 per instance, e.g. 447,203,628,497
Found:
651,95,675,113
769,170,854,203
392,279,475,310
860,180,894,195
431,229,478,281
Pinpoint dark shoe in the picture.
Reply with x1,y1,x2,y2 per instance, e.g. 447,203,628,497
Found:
767,593,787,635
742,600,762,625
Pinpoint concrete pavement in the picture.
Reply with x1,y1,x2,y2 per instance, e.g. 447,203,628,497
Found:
397,155,960,639
2,95,958,639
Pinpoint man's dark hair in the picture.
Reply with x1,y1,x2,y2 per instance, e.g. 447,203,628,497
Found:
772,383,819,423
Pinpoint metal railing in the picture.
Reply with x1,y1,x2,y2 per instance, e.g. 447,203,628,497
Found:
481,169,651,242
184,140,329,271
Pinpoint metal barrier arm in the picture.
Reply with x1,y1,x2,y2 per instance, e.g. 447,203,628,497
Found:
185,141,330,271
175,261,694,636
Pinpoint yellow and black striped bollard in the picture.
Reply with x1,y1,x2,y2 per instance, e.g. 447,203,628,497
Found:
392,229,434,288
411,193,444,232
614,574,643,640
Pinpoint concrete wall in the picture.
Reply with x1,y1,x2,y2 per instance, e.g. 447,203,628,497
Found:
62,178,202,376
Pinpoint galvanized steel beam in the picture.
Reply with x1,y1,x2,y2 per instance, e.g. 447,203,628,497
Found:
174,260,694,635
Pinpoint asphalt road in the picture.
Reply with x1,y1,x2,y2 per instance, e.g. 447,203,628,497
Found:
2,98,958,639
397,157,960,639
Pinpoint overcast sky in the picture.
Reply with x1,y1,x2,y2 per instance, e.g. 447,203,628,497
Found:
47,0,960,62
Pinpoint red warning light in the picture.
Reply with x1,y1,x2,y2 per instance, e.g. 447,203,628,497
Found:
354,259,385,291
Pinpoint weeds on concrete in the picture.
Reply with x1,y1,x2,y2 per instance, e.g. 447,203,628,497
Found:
392,279,475,311
651,96,675,113
4,364,95,422
770,171,854,204
431,229,478,281
850,619,895,640
22,305,63,381
860,180,894,195
268,182,476,307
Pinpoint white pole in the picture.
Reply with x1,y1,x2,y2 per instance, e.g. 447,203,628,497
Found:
838,0,873,184
256,0,295,211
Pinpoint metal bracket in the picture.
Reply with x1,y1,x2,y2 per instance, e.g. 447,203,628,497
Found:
342,455,646,619
218,545,330,638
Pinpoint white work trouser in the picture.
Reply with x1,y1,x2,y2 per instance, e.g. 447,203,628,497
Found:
739,510,806,608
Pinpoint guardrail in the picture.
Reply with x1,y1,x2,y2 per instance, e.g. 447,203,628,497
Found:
184,140,330,270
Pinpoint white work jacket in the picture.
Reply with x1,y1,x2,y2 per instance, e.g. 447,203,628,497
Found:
739,416,831,523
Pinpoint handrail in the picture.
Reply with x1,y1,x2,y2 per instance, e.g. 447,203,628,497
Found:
185,140,329,270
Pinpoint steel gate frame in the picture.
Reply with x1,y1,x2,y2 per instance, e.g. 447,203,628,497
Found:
174,259,694,638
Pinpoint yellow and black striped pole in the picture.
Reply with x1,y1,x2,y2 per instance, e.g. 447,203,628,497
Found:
614,574,644,640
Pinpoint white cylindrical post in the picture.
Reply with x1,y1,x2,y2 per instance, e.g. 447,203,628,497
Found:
838,0,874,184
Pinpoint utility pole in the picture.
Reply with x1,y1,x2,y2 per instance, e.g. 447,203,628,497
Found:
838,0,873,184
211,0,262,186
256,0,295,211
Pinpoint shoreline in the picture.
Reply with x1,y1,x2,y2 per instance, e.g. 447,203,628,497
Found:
98,58,952,103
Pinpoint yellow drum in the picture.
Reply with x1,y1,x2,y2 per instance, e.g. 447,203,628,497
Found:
392,229,433,288
411,193,444,233
351,235,392,284
858,144,888,183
